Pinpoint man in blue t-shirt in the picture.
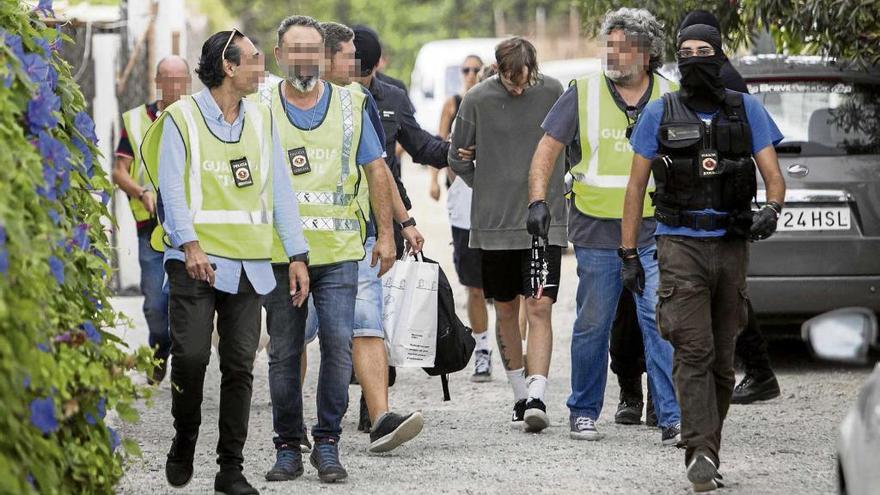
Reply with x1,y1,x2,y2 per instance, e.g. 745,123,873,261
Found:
620,24,786,493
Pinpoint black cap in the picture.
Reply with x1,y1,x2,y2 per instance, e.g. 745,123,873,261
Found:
353,25,381,76
677,24,723,53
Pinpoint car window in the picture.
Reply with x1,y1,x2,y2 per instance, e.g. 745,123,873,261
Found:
445,65,461,98
748,81,880,155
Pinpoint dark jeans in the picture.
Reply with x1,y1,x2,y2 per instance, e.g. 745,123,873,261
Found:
166,260,262,468
655,236,750,467
265,261,357,446
611,280,773,381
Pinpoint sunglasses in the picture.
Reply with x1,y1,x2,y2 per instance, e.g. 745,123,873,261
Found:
461,67,481,74
221,28,241,62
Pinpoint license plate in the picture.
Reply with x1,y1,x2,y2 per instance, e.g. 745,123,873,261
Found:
777,207,851,231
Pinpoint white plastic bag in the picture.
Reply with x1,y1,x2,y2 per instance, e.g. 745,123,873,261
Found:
381,255,439,368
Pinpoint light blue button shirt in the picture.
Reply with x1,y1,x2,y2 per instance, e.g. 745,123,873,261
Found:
158,88,309,295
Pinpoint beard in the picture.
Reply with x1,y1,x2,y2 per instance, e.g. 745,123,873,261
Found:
603,60,641,85
285,63,321,92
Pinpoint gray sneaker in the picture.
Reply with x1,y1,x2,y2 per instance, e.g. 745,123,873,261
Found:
471,350,493,382
569,416,603,441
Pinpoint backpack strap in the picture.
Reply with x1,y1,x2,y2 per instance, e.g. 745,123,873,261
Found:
441,374,451,401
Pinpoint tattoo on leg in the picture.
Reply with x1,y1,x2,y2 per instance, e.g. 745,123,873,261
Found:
495,318,513,370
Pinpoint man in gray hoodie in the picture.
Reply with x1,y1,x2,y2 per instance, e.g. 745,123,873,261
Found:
448,36,566,433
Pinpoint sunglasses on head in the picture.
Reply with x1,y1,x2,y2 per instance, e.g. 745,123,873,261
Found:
461,67,481,74
221,28,241,62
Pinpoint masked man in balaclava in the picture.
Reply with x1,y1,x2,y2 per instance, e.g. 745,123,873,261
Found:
620,23,786,492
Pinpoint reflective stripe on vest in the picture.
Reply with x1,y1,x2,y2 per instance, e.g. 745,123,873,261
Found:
347,81,372,220
122,105,155,222
139,95,276,259
570,74,676,219
263,81,366,266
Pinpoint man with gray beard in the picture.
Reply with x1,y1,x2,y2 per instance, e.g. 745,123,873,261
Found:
527,8,681,444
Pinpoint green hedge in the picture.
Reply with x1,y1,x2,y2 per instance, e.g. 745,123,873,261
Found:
0,0,153,493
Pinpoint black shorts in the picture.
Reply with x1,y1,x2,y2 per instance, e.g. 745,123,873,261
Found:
481,246,562,303
451,227,482,288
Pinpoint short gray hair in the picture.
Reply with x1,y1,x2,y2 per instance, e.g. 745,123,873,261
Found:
600,8,665,73
321,22,354,56
277,15,324,46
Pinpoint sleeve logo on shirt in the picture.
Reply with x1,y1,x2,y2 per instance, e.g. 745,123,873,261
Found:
381,110,395,119
230,157,254,188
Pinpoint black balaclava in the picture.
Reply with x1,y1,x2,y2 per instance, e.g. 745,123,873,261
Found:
677,24,726,112
678,10,728,63
353,25,381,77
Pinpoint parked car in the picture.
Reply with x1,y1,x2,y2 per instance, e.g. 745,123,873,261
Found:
802,307,880,494
409,38,503,135
734,55,880,327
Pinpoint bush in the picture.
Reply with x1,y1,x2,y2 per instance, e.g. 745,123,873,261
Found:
0,0,153,493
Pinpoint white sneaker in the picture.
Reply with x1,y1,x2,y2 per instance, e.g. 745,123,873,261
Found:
471,350,492,382
569,416,603,440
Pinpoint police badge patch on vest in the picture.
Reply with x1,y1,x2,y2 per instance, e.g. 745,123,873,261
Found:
288,147,312,175
230,158,254,188
698,150,722,178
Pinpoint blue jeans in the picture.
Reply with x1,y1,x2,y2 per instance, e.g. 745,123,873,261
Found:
304,237,384,341
567,244,681,428
138,229,170,358
265,261,358,445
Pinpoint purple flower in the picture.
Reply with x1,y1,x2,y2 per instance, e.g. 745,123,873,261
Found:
73,138,94,178
85,397,106,425
81,321,101,344
37,164,56,201
23,375,31,389
0,225,6,274
4,31,25,59
72,224,89,250
35,132,70,199
57,167,70,195
108,426,120,452
37,343,50,352
21,53,50,86
27,84,60,134
34,0,54,16
53,331,72,343
48,255,64,284
100,191,110,206
29,398,58,435
74,112,97,143
47,209,60,225
34,38,51,58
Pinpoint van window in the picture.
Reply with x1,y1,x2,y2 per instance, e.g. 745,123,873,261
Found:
445,65,462,98
749,81,880,155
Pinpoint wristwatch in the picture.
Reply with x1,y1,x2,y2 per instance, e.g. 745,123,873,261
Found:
617,247,638,259
289,252,309,265
399,217,417,229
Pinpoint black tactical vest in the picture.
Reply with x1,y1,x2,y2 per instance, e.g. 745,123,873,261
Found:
650,90,757,233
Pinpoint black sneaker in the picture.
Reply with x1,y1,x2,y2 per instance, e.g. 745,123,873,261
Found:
215,467,259,495
165,431,197,488
357,395,371,433
687,453,720,492
299,427,312,453
368,411,424,453
471,350,493,382
265,445,303,482
645,388,658,427
523,398,549,433
309,438,348,483
661,422,681,447
148,353,168,385
731,373,781,404
614,399,644,425
510,399,527,429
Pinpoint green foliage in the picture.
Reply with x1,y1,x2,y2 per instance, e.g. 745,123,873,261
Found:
578,0,880,67
224,0,572,82
0,0,154,493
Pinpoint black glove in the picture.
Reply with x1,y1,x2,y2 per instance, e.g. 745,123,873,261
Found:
621,253,645,296
527,200,551,237
750,202,781,241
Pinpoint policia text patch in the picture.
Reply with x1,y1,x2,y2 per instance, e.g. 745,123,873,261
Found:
230,158,254,188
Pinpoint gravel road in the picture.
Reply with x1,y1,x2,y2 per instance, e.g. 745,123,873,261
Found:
113,164,869,494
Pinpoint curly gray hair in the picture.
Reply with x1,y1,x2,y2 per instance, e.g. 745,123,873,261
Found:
600,8,665,73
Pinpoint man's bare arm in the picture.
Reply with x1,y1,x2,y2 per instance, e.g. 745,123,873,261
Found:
621,154,653,248
528,134,565,203
754,145,786,206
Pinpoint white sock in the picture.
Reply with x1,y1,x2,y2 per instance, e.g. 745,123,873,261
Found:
527,375,547,402
473,331,490,352
506,368,528,401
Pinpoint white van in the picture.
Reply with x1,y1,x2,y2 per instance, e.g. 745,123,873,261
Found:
409,38,503,135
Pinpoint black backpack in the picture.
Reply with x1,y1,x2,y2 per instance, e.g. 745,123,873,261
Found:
420,255,475,400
